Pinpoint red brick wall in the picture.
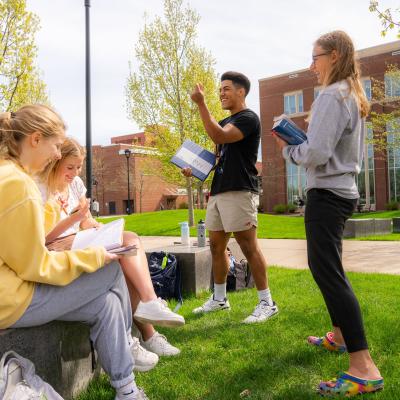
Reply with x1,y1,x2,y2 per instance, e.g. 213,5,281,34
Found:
89,144,187,215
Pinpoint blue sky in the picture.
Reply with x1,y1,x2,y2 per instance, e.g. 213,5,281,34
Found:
27,0,399,146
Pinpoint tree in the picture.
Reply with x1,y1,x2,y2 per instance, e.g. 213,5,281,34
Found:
0,0,48,111
126,0,225,226
369,65,400,153
369,1,400,37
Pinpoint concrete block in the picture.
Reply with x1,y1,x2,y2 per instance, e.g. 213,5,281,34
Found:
146,245,212,295
344,218,391,238
0,322,100,399
374,218,392,235
393,217,400,233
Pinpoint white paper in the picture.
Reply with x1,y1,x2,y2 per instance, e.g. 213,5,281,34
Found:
71,218,124,251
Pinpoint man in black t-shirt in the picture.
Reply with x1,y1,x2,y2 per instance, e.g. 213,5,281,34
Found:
183,71,278,323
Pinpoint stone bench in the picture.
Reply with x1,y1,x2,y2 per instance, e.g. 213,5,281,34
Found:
145,244,212,295
344,218,392,238
0,322,100,399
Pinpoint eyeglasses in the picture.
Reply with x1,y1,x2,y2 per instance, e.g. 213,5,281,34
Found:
311,52,331,63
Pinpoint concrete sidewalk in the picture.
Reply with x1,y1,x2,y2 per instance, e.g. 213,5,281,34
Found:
141,236,400,275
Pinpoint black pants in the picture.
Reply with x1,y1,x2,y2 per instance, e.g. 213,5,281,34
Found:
305,189,368,353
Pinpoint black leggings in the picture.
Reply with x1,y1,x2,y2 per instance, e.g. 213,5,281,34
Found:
305,189,368,353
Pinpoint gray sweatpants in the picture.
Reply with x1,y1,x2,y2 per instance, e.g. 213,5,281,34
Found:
11,262,134,389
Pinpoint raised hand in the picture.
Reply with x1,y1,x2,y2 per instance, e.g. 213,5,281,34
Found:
191,83,205,105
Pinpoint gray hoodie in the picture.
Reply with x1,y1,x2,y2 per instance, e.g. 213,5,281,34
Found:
283,80,364,199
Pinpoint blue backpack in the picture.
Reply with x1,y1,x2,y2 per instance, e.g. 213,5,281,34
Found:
148,252,183,309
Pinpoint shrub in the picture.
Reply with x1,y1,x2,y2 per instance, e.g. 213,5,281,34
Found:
287,203,297,213
178,202,188,209
273,204,287,214
385,200,399,211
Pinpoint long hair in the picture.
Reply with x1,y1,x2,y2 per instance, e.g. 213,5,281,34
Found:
0,104,65,165
39,137,85,197
316,30,370,117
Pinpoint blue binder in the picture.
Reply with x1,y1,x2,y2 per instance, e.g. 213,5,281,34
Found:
272,116,307,145
171,139,216,181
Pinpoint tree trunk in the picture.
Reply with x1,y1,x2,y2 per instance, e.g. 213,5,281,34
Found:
198,181,205,209
186,177,194,226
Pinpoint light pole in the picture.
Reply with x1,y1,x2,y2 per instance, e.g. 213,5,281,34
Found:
124,149,132,214
84,0,92,199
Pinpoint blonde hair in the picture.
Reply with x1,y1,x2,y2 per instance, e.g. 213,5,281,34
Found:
40,137,85,196
0,104,66,163
315,30,370,117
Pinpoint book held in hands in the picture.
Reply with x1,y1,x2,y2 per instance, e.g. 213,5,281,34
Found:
171,139,216,181
71,218,137,256
272,115,307,145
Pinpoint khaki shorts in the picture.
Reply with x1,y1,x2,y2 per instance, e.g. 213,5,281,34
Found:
205,191,258,233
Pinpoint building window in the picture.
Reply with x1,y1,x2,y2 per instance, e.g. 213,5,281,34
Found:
356,124,375,206
284,91,303,115
286,161,306,204
387,120,400,201
385,74,400,97
362,78,372,101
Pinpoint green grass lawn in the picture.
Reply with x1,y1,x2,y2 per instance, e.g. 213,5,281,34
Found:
75,268,400,400
98,209,400,240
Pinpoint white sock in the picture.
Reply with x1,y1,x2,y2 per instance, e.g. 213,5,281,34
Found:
214,283,227,301
258,288,272,305
116,381,138,400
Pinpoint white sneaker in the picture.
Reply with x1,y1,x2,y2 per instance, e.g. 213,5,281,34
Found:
130,337,159,372
115,387,149,400
141,331,181,356
192,295,230,314
134,298,185,327
242,300,279,324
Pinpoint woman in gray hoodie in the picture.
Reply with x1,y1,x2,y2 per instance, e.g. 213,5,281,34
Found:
274,31,383,397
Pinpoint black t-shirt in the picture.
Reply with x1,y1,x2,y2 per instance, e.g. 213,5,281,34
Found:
210,108,260,196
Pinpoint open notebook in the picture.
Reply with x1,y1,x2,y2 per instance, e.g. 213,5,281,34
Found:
70,218,137,256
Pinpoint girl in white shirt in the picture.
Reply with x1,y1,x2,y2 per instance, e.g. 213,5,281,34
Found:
39,137,183,364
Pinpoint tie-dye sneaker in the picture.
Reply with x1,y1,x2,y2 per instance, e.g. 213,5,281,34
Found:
318,372,384,397
308,332,347,353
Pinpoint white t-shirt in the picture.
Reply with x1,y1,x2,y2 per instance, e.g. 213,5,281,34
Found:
59,176,87,236
38,176,87,237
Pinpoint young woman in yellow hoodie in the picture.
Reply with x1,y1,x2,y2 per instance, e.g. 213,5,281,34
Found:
0,105,148,400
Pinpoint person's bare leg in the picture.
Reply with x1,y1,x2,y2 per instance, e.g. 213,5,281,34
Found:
348,350,381,380
124,276,156,341
233,227,268,290
120,231,185,327
119,231,156,302
209,230,231,284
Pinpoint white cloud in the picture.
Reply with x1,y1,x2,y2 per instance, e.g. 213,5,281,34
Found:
27,0,399,145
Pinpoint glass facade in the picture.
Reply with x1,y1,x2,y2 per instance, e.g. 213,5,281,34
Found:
356,124,375,206
286,160,306,204
387,122,400,201
284,92,303,115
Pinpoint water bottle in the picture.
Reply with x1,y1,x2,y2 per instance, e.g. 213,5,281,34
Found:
179,221,190,246
197,219,206,247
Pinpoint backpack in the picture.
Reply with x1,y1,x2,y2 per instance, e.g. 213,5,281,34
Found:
0,351,64,400
148,252,183,310
226,253,255,292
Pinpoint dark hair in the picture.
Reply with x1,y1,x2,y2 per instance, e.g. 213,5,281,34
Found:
221,71,251,96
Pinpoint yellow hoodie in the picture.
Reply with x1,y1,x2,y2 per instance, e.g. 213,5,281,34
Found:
0,160,106,329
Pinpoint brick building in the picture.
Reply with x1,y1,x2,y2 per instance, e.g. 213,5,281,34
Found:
259,40,400,212
90,132,187,215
